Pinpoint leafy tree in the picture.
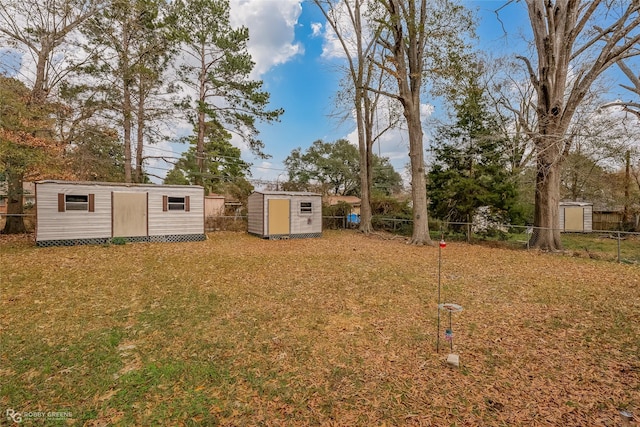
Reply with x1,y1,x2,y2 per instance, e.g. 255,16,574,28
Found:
285,138,402,197
0,77,64,233
169,0,282,184
66,126,126,181
314,0,400,234
0,0,101,104
163,167,189,186
285,139,359,196
427,65,518,225
372,156,403,196
0,0,100,232
165,120,251,195
80,0,177,183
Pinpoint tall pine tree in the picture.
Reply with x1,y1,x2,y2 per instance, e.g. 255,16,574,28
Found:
428,63,518,225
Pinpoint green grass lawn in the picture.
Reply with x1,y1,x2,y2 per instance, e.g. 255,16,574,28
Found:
1,231,638,425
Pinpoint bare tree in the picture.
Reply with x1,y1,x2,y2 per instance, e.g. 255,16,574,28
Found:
0,0,100,103
517,0,640,250
373,0,473,245
314,0,399,234
604,59,640,120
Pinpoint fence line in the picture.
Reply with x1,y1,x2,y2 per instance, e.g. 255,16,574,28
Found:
1,213,637,263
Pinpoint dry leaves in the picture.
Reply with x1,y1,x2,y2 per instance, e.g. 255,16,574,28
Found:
0,230,638,426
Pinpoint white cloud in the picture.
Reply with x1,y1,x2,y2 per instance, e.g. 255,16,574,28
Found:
421,103,435,120
230,0,304,78
311,22,323,37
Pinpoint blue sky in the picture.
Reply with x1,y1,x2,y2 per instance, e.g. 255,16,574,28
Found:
2,0,634,185
0,0,533,184
236,0,533,186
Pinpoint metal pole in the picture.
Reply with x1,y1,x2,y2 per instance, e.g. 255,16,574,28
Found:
617,231,621,263
449,310,453,352
436,237,447,353
437,241,441,353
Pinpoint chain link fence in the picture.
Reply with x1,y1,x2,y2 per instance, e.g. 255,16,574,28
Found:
368,217,640,264
3,213,638,263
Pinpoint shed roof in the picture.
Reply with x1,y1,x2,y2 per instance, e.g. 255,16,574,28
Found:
325,195,361,206
252,190,321,197
560,201,593,207
36,180,204,190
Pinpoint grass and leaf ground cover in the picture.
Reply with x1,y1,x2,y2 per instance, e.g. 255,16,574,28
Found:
1,230,638,426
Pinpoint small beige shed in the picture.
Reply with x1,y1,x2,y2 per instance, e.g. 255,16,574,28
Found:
247,191,322,239
559,201,593,232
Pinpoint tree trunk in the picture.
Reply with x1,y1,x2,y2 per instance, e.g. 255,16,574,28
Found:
359,143,373,234
623,150,631,227
31,46,51,104
357,149,373,234
122,23,133,183
406,100,430,245
123,83,133,183
357,90,373,234
529,155,563,250
2,171,27,234
195,42,207,187
135,78,145,183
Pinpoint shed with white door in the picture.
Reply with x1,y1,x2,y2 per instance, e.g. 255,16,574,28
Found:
247,191,322,239
35,180,205,246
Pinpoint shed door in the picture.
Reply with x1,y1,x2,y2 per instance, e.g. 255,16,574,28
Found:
268,199,290,235
564,207,584,232
112,192,148,237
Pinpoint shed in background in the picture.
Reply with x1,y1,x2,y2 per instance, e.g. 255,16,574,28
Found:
559,201,593,232
248,191,322,239
35,180,205,246
204,194,225,218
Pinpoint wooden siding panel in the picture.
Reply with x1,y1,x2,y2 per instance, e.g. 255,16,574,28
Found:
289,195,322,235
148,189,204,236
38,185,111,241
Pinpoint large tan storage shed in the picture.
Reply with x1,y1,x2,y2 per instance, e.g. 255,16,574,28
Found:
35,180,206,246
247,191,322,239
559,201,593,232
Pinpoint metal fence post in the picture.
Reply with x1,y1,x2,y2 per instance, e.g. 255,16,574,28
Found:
617,231,621,263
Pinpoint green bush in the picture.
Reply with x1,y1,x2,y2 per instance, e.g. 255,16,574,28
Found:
110,237,127,245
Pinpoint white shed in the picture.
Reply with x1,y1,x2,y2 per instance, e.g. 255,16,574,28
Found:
35,180,205,246
559,201,593,232
247,191,322,239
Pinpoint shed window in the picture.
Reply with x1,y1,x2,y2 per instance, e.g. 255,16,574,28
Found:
58,193,95,212
300,201,313,214
163,195,190,212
